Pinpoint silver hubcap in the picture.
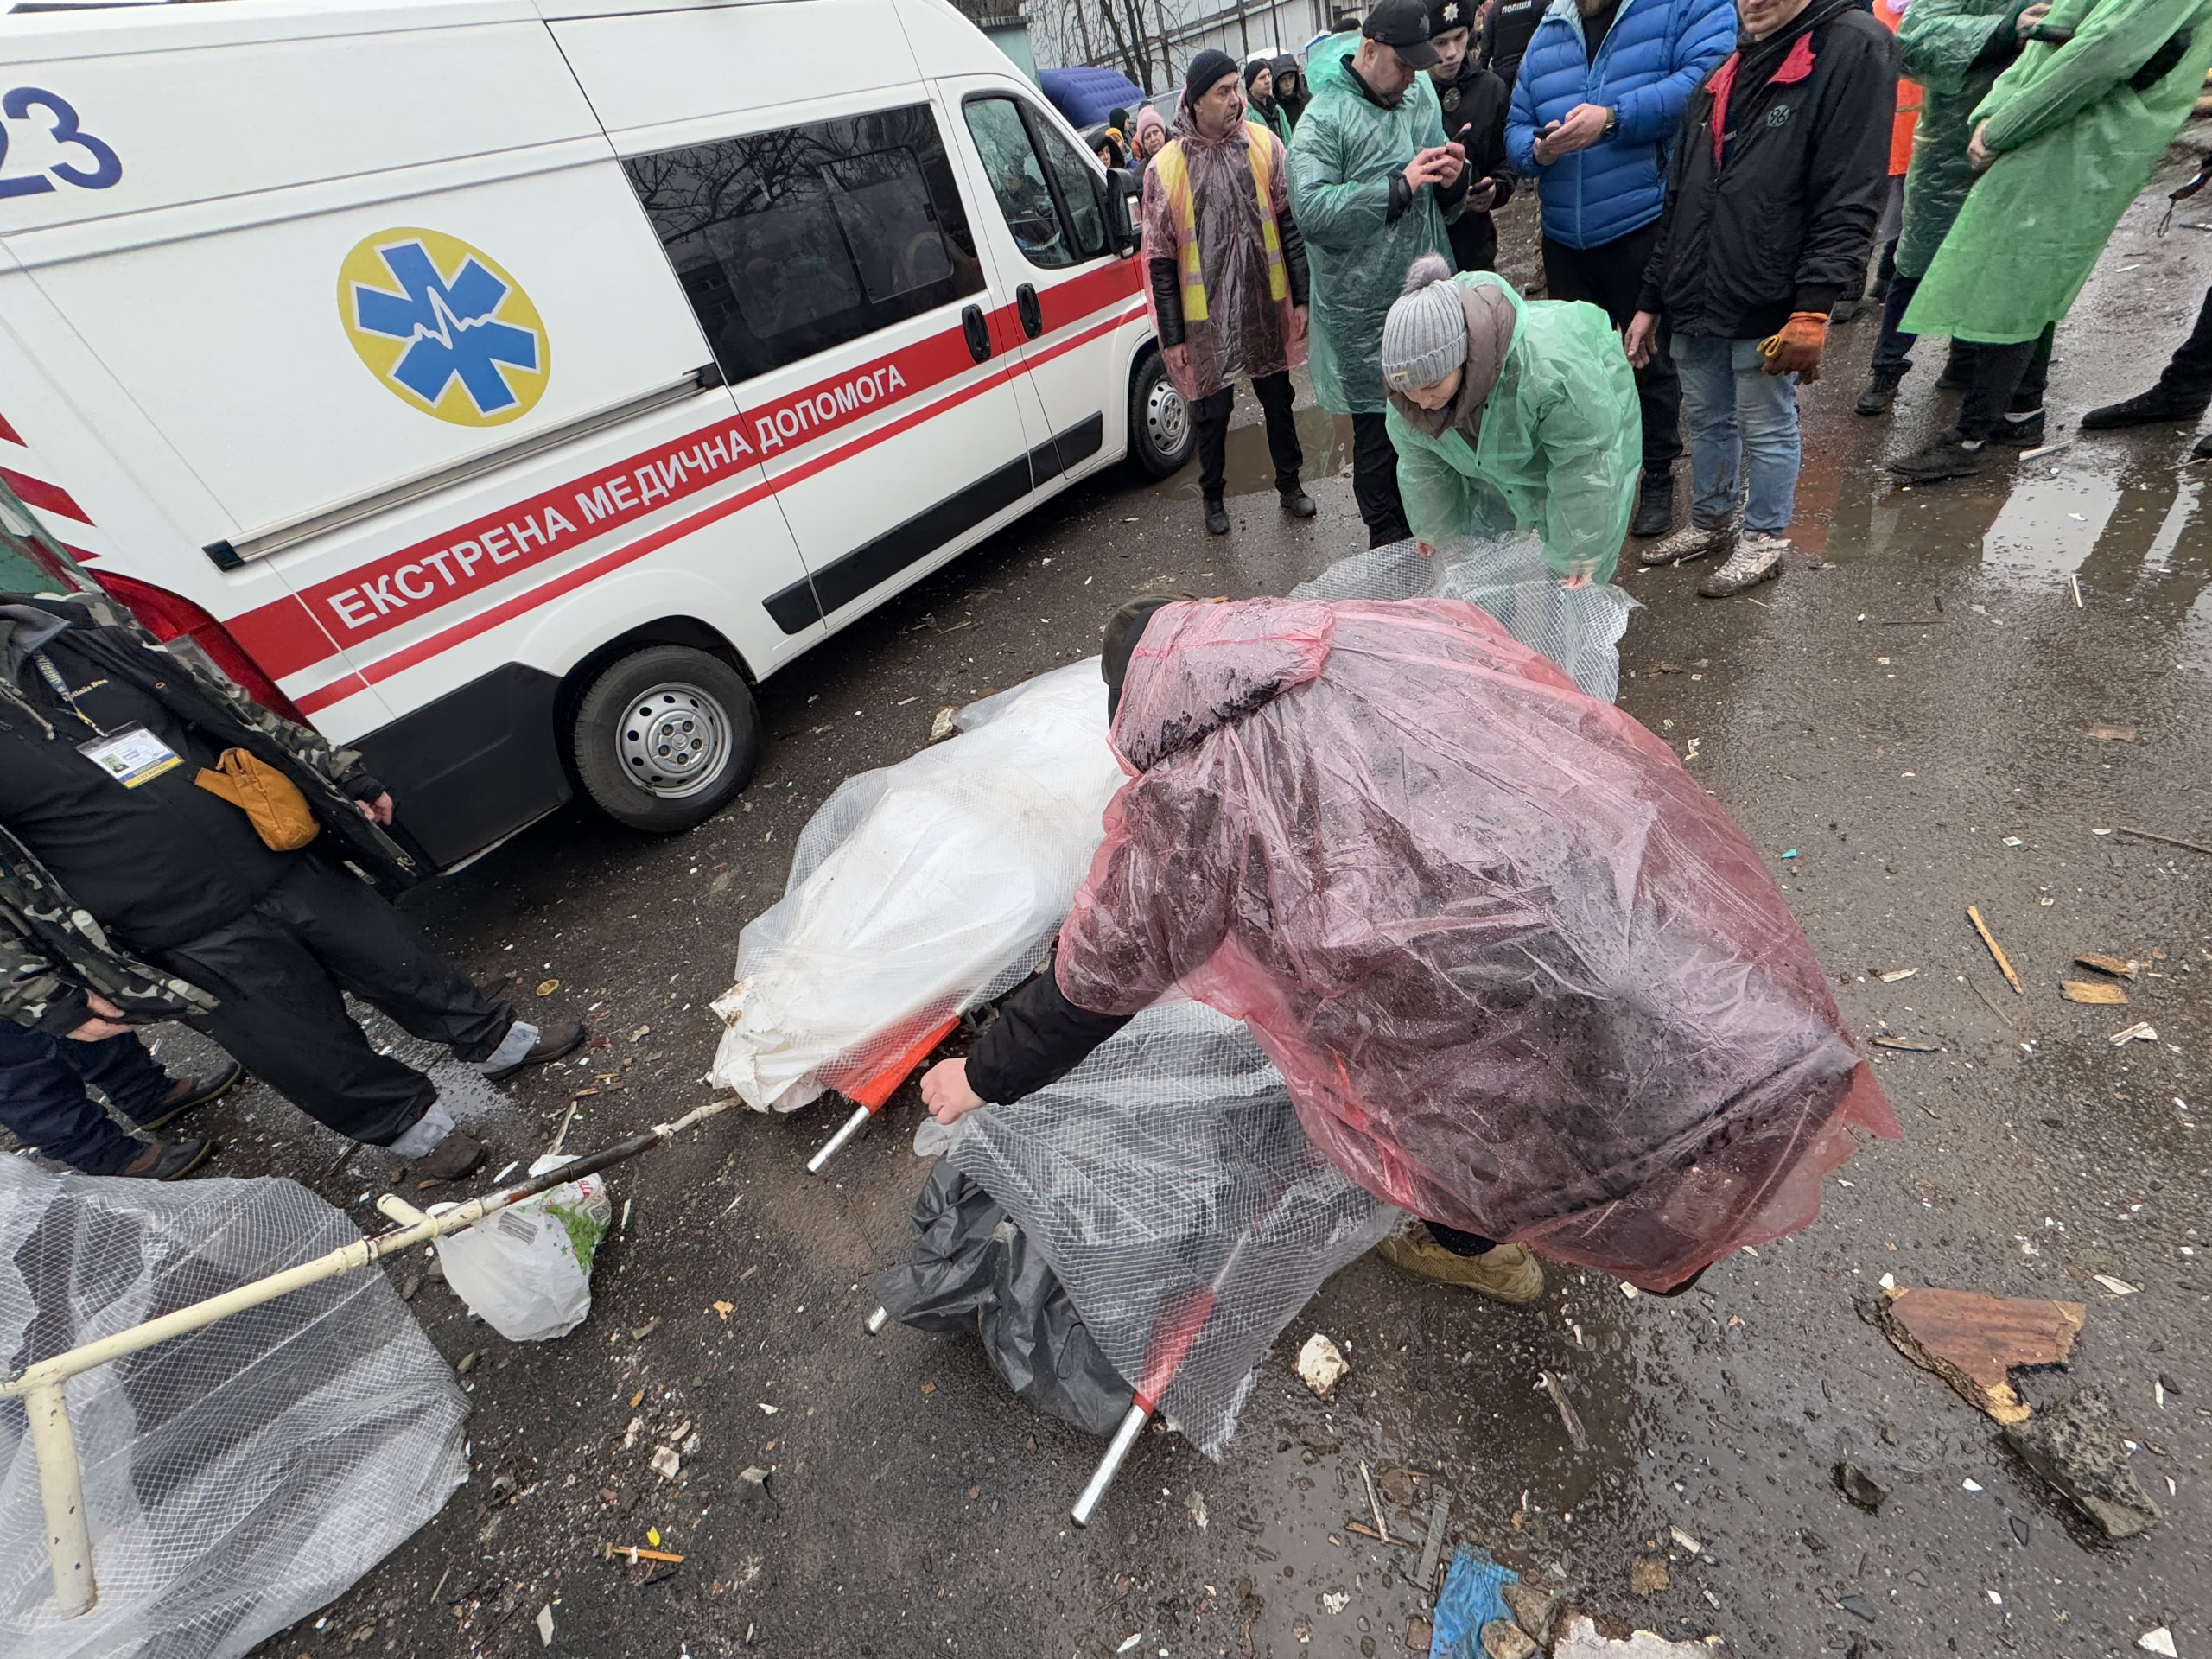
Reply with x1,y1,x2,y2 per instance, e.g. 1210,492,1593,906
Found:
1147,376,1188,458
618,683,730,798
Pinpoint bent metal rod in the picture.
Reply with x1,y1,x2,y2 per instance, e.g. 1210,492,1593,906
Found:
3,1096,734,1619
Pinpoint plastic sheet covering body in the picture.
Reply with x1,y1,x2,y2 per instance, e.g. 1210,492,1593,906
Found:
1058,597,1899,1292
910,1001,1397,1457
0,1157,467,1657
710,659,1124,1110
1290,537,1631,702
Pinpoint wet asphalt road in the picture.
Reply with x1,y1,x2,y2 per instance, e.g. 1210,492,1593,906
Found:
172,184,2212,1659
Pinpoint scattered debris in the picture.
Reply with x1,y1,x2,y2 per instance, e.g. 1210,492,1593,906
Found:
1322,1591,1351,1616
1967,905,2024,995
1116,1635,1142,1656
1185,1490,1207,1532
1876,1286,2086,1423
1630,1555,1669,1596
1669,1526,1702,1556
2091,1274,2139,1296
1502,1581,1559,1645
2003,1389,2164,1539
535,1603,554,1647
930,707,959,741
1871,1035,1941,1052
2110,1022,2161,1046
1538,1370,1590,1451
535,979,561,997
2062,981,2129,1005
608,1545,685,1564
2076,952,2139,978
1878,968,1917,982
1834,1461,1892,1514
649,1446,681,1481
1415,1496,1452,1597
1347,1520,1410,1548
2116,824,2212,857
2138,1628,2178,1657
1553,1618,1721,1656
2086,724,2135,741
1358,1460,1390,1544
1297,1333,1349,1401
1482,1618,1539,1659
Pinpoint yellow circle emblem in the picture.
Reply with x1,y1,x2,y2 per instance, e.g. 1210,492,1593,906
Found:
337,228,550,426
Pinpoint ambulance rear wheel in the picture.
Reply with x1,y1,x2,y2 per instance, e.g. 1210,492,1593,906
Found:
1129,352,1193,479
572,645,759,833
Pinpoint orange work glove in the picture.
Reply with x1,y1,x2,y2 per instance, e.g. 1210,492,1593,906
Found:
1758,312,1827,382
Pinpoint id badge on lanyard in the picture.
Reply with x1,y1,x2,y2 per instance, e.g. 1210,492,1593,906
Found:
35,651,186,787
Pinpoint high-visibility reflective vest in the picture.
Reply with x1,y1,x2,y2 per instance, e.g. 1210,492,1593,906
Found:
1150,129,1287,324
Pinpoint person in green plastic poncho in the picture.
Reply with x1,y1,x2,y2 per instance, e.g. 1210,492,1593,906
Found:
1382,254,1641,586
1888,0,2212,481
1289,0,1470,548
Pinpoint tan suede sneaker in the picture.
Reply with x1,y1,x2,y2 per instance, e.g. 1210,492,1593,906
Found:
1375,1228,1546,1304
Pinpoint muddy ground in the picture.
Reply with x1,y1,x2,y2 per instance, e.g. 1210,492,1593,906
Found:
102,180,2205,1659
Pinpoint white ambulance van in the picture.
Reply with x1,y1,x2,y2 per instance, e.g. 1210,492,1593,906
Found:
0,0,1190,869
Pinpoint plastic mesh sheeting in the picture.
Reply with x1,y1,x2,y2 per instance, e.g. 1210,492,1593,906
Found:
1290,537,1633,702
920,1001,1398,1457
0,1158,467,1658
710,659,1123,1111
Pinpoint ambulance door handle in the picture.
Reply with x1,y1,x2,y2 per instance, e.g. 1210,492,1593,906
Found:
962,304,992,364
1016,284,1043,340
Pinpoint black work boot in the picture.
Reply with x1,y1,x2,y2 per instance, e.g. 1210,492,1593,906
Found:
2081,385,2211,430
1279,486,1317,518
1855,372,1904,417
1991,408,2046,447
1203,497,1230,536
1889,430,1990,482
1630,469,1677,537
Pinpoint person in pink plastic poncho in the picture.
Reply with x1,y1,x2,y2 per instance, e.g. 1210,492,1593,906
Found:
924,596,1897,1300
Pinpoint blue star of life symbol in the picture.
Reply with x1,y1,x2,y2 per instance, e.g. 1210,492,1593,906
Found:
352,240,540,416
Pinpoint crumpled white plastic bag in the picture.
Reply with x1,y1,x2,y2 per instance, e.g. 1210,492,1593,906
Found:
709,658,1123,1110
435,1156,611,1342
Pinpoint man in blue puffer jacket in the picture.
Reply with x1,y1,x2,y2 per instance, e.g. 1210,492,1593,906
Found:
1507,0,1736,537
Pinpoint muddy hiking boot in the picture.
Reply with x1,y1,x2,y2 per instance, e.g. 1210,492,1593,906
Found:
1697,531,1788,598
1376,1228,1546,1305
1203,497,1230,536
1630,469,1677,537
477,1019,588,1083
1639,514,1734,567
121,1137,217,1180
2081,385,2211,429
1890,430,1989,482
1280,486,1317,518
417,1128,487,1184
1855,372,1903,417
132,1057,245,1132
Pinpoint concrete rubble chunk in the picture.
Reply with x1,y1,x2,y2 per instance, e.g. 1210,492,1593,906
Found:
1834,1461,1891,1514
1482,1618,1539,1659
1503,1580,1560,1643
1554,1616,1721,1656
1296,1332,1350,1401
1876,1286,2085,1424
2002,1388,2164,1539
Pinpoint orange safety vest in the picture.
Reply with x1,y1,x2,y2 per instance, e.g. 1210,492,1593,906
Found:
1875,0,1922,176
1151,129,1288,324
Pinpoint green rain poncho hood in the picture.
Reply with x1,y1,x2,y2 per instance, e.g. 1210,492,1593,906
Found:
1287,33,1461,414
1892,0,2029,279
1903,0,2212,342
1384,271,1642,582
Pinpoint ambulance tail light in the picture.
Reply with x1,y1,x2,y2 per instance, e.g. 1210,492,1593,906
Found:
91,570,312,726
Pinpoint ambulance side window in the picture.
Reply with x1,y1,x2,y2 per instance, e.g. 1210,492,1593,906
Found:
963,97,1113,271
625,103,985,385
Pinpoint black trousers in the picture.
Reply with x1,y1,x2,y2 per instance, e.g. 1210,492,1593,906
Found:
1191,371,1304,501
0,1020,170,1174
1351,411,1413,548
153,857,512,1147
2153,284,2212,401
1958,331,2056,440
1426,1221,1502,1256
1541,225,1683,474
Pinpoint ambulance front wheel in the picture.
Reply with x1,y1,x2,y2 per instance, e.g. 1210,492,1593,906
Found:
1129,353,1193,480
572,645,760,833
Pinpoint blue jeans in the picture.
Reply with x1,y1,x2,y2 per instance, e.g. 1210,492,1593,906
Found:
1670,334,1801,535
0,1019,171,1174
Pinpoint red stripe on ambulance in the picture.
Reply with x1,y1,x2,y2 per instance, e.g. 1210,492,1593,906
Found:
0,464,93,525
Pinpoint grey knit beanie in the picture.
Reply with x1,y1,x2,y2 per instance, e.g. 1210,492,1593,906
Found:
1381,253,1467,392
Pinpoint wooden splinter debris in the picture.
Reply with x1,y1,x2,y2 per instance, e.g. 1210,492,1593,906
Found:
1357,1459,1390,1545
1871,1034,1941,1052
2062,980,2129,1006
1967,905,2024,995
2075,953,2139,979
1877,1286,2085,1426
1537,1370,1589,1451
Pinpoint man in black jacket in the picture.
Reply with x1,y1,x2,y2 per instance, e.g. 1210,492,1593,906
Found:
1625,0,1894,596
0,590,584,1179
1427,0,1518,271
1482,0,1548,86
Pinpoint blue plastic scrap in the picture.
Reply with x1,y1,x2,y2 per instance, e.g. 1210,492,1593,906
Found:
1430,1542,1520,1658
